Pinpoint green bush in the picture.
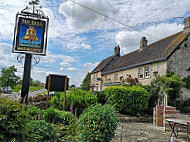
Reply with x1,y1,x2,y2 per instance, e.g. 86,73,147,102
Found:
44,106,59,123
0,97,27,141
78,104,118,142
93,91,106,105
66,89,97,116
142,85,159,115
44,107,76,141
105,86,150,115
27,106,42,120
26,120,54,142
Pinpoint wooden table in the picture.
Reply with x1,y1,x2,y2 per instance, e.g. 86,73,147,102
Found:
165,118,190,141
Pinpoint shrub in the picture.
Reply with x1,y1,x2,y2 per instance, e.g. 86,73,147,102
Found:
105,86,149,115
78,104,118,142
0,97,27,141
44,106,58,123
27,106,42,120
44,107,76,140
66,89,97,116
93,91,106,105
183,76,190,90
26,120,54,141
49,92,64,110
142,85,159,115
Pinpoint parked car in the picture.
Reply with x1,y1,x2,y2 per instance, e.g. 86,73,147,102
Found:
0,86,12,93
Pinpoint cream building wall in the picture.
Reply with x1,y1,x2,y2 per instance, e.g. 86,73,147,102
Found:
90,71,102,91
101,61,167,90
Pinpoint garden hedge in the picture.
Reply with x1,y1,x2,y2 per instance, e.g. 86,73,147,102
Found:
105,86,150,115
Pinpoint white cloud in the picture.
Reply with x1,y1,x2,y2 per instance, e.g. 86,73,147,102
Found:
59,0,190,32
81,43,92,49
59,0,117,32
60,62,71,67
116,23,184,54
83,62,99,72
60,67,77,72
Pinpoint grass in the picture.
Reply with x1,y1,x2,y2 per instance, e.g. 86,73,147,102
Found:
12,86,45,92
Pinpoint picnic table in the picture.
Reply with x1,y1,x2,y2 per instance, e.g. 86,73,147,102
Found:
165,118,190,141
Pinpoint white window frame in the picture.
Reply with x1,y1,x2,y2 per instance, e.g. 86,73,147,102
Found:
139,67,143,79
145,66,150,78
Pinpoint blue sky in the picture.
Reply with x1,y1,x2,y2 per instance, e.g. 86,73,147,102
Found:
0,0,190,86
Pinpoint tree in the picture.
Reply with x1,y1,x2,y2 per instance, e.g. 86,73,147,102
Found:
81,72,91,91
150,70,184,109
30,77,41,86
0,66,20,88
70,84,76,88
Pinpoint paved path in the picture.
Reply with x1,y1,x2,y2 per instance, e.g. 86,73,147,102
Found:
112,122,185,142
1,89,47,101
29,89,47,96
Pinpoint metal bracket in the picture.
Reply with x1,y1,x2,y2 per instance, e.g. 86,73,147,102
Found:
17,54,25,66
21,0,47,18
32,56,40,66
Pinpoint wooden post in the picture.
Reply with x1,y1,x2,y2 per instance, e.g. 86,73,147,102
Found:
63,76,67,110
46,75,51,108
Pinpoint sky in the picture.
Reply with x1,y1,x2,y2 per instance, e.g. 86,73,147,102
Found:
0,0,190,86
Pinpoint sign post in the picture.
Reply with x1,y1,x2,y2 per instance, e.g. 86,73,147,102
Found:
63,76,68,110
21,54,32,103
13,1,49,103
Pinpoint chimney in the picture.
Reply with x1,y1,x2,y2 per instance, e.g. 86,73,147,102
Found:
139,37,147,51
184,17,190,33
114,45,120,56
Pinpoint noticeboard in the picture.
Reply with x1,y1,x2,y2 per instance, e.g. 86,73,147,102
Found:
45,74,69,92
13,14,49,55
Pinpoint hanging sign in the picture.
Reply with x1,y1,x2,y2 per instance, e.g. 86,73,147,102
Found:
13,14,49,55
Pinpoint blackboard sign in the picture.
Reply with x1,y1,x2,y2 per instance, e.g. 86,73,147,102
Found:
45,74,69,92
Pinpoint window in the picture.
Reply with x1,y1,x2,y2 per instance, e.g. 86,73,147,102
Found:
114,74,118,81
95,86,98,91
105,75,108,82
139,67,143,78
145,66,150,78
94,74,97,82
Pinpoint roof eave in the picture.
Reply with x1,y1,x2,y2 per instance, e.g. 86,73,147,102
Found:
101,58,167,75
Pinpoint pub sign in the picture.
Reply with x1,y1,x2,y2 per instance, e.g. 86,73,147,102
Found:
13,14,49,55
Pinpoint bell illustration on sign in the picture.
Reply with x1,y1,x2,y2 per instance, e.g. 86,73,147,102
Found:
22,26,39,42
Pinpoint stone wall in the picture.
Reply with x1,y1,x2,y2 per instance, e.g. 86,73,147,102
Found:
167,35,190,98
167,35,190,79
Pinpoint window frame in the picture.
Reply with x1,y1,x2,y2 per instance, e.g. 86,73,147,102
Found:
114,73,118,81
145,66,150,78
139,67,143,79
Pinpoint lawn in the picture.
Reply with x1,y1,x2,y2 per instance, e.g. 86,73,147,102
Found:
12,86,45,92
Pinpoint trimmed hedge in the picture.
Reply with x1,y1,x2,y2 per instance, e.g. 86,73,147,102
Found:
93,91,106,105
78,104,118,142
105,86,150,115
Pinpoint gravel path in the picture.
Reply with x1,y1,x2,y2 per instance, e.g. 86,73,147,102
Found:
111,122,186,142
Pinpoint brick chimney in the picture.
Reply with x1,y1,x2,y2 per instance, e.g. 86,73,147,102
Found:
184,17,190,33
114,45,120,56
139,37,147,51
